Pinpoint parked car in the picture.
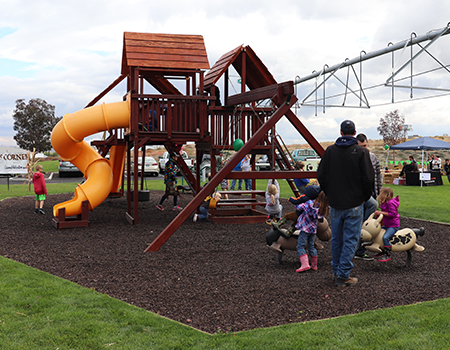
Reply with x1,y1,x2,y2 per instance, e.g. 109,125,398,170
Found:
276,151,294,168
136,156,159,176
199,154,211,169
192,154,212,181
255,155,280,171
58,160,83,177
256,155,271,171
303,158,321,171
158,151,193,174
291,149,318,163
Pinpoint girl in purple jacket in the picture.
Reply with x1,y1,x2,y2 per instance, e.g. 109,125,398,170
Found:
374,187,400,262
295,191,329,273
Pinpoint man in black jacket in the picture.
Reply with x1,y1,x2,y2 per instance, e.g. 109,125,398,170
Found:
317,120,374,287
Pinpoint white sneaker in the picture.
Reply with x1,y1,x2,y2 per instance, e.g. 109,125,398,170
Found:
193,214,198,222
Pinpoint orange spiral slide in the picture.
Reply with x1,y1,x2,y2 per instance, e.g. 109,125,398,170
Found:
51,98,130,217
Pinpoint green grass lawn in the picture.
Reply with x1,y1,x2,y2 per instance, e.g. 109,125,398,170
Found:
2,255,450,350
1,173,450,349
39,159,60,173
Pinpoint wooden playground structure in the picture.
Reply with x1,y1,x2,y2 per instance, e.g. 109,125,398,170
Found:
52,32,325,251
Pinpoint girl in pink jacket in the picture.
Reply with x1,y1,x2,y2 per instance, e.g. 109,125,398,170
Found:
374,187,400,262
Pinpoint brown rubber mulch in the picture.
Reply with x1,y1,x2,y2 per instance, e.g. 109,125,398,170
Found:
1,192,449,334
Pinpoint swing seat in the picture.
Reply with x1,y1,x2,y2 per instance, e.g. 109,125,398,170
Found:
177,185,192,194
129,190,150,201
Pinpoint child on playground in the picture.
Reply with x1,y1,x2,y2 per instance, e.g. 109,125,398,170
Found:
294,161,309,194
220,179,229,199
374,187,400,262
32,164,47,214
295,191,329,273
193,192,222,222
157,152,182,211
272,185,321,236
265,179,282,224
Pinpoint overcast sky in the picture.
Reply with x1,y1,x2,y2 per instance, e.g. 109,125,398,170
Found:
1,0,450,148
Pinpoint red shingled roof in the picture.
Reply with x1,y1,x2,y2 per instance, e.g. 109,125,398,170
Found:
121,32,210,75
204,45,277,89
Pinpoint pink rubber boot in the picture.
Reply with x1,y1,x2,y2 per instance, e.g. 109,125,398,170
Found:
295,254,310,273
310,256,318,271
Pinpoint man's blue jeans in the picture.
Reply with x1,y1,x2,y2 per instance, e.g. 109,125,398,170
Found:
330,204,364,279
355,196,378,256
363,196,378,221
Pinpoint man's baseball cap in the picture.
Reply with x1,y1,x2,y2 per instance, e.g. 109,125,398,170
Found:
340,120,356,134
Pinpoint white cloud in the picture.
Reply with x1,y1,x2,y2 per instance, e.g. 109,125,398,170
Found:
0,0,449,147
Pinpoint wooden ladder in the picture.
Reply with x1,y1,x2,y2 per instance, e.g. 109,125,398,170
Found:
210,190,268,224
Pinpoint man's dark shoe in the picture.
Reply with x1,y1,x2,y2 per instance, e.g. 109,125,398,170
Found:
335,276,358,287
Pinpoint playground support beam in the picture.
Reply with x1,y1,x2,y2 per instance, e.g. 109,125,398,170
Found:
226,170,316,179
86,74,127,108
228,81,294,106
145,93,298,252
283,108,325,157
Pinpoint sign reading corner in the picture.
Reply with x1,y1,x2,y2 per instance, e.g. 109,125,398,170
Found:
0,147,28,175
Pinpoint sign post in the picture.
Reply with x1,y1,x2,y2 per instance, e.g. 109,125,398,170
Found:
0,147,29,190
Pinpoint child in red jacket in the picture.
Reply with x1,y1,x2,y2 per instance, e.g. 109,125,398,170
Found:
32,164,47,214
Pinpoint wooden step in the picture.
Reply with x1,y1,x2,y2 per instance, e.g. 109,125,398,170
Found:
216,195,266,208
210,208,268,224
216,201,266,207
219,190,265,196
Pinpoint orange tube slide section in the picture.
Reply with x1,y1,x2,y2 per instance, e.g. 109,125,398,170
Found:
51,99,130,217
109,144,127,193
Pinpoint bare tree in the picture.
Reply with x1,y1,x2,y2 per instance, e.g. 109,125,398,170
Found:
12,98,61,152
377,110,407,146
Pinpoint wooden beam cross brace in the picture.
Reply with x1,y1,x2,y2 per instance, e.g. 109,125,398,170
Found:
145,93,298,252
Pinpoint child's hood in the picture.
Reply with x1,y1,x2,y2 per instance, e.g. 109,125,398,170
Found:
387,195,400,209
304,185,321,199
393,195,399,206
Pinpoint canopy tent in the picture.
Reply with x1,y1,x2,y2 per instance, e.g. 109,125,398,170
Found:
390,137,450,150
385,137,450,187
